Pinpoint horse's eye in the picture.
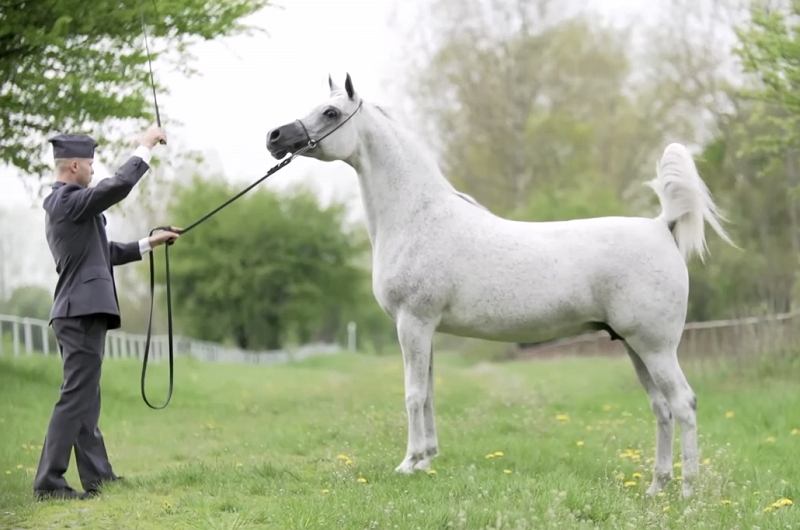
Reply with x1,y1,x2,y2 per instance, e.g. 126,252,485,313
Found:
323,108,339,119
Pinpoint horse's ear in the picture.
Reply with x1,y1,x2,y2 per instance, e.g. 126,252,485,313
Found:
345,73,356,100
328,74,341,94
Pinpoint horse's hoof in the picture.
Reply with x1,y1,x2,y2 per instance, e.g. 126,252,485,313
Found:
682,483,694,499
646,482,662,496
394,460,416,474
645,472,672,496
412,458,432,471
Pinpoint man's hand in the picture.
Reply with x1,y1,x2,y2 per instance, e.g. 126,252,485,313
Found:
149,228,181,248
139,125,167,148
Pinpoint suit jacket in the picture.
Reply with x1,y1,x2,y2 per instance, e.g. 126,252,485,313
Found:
43,156,149,330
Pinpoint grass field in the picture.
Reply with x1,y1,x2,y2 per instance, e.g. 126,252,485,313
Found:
0,348,798,529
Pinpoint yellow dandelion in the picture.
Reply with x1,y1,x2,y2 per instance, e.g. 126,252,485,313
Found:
662,505,670,513
764,497,793,512
765,436,776,444
503,469,512,474
791,428,799,436
619,448,642,461
336,453,351,461
720,499,732,506
673,462,682,468
321,489,330,494
16,464,23,469
356,477,368,484
632,472,642,479
623,481,637,487
555,413,570,422
493,451,504,457
576,441,585,447
702,458,711,466
724,411,735,419
485,453,496,460
426,469,437,476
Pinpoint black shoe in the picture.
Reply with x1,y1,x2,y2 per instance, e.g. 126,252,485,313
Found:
85,474,124,493
35,488,81,501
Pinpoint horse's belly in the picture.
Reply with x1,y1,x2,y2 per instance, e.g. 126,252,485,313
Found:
437,293,600,343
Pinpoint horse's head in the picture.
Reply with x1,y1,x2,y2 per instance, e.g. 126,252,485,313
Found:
267,74,362,162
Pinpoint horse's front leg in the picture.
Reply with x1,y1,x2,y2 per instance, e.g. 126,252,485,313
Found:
413,351,438,471
394,312,435,474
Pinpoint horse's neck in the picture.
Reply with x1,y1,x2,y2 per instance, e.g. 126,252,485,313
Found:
349,106,452,243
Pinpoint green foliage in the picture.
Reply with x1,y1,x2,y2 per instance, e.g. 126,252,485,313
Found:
736,1,800,150
163,180,378,350
412,13,637,217
407,0,724,222
0,0,266,176
685,1,800,319
0,285,51,320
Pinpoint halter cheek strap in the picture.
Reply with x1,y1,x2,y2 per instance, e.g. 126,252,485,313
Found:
295,99,364,151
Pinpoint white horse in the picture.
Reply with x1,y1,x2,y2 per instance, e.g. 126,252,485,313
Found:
266,75,733,497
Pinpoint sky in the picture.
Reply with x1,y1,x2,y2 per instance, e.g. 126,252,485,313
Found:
0,0,656,292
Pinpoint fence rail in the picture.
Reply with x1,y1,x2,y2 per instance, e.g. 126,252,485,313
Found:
517,311,800,360
0,314,340,364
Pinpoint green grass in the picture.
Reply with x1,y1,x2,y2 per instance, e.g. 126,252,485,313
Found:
0,350,798,529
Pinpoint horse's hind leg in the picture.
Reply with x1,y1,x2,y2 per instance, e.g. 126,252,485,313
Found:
394,312,436,474
625,343,674,495
628,340,699,498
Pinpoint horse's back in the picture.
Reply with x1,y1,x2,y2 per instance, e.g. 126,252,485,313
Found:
417,204,689,343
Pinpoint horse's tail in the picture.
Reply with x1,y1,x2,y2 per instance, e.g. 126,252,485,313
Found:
647,143,734,262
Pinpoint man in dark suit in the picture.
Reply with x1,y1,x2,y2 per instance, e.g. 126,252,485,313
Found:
34,126,180,500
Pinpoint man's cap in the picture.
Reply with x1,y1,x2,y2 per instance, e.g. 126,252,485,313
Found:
49,134,97,159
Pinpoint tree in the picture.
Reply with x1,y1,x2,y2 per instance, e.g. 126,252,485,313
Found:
404,0,740,221
163,180,369,350
0,285,52,320
0,0,266,177
685,1,800,318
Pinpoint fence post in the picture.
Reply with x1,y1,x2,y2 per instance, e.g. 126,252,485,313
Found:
41,323,50,355
23,317,33,355
0,319,4,356
347,321,357,352
13,317,20,356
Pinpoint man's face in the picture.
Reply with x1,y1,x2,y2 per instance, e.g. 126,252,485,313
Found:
73,158,94,187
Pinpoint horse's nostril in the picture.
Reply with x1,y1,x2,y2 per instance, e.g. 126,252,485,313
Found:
268,129,281,142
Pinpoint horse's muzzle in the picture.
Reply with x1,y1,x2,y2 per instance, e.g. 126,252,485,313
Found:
267,123,307,160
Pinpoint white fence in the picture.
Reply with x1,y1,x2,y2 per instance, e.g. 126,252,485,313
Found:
0,314,340,364
517,311,800,360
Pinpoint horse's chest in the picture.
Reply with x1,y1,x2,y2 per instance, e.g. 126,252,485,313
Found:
371,247,448,316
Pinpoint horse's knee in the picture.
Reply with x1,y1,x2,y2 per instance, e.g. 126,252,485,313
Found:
651,397,672,426
669,393,697,428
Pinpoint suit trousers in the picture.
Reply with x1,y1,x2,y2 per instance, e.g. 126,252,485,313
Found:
33,315,116,492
